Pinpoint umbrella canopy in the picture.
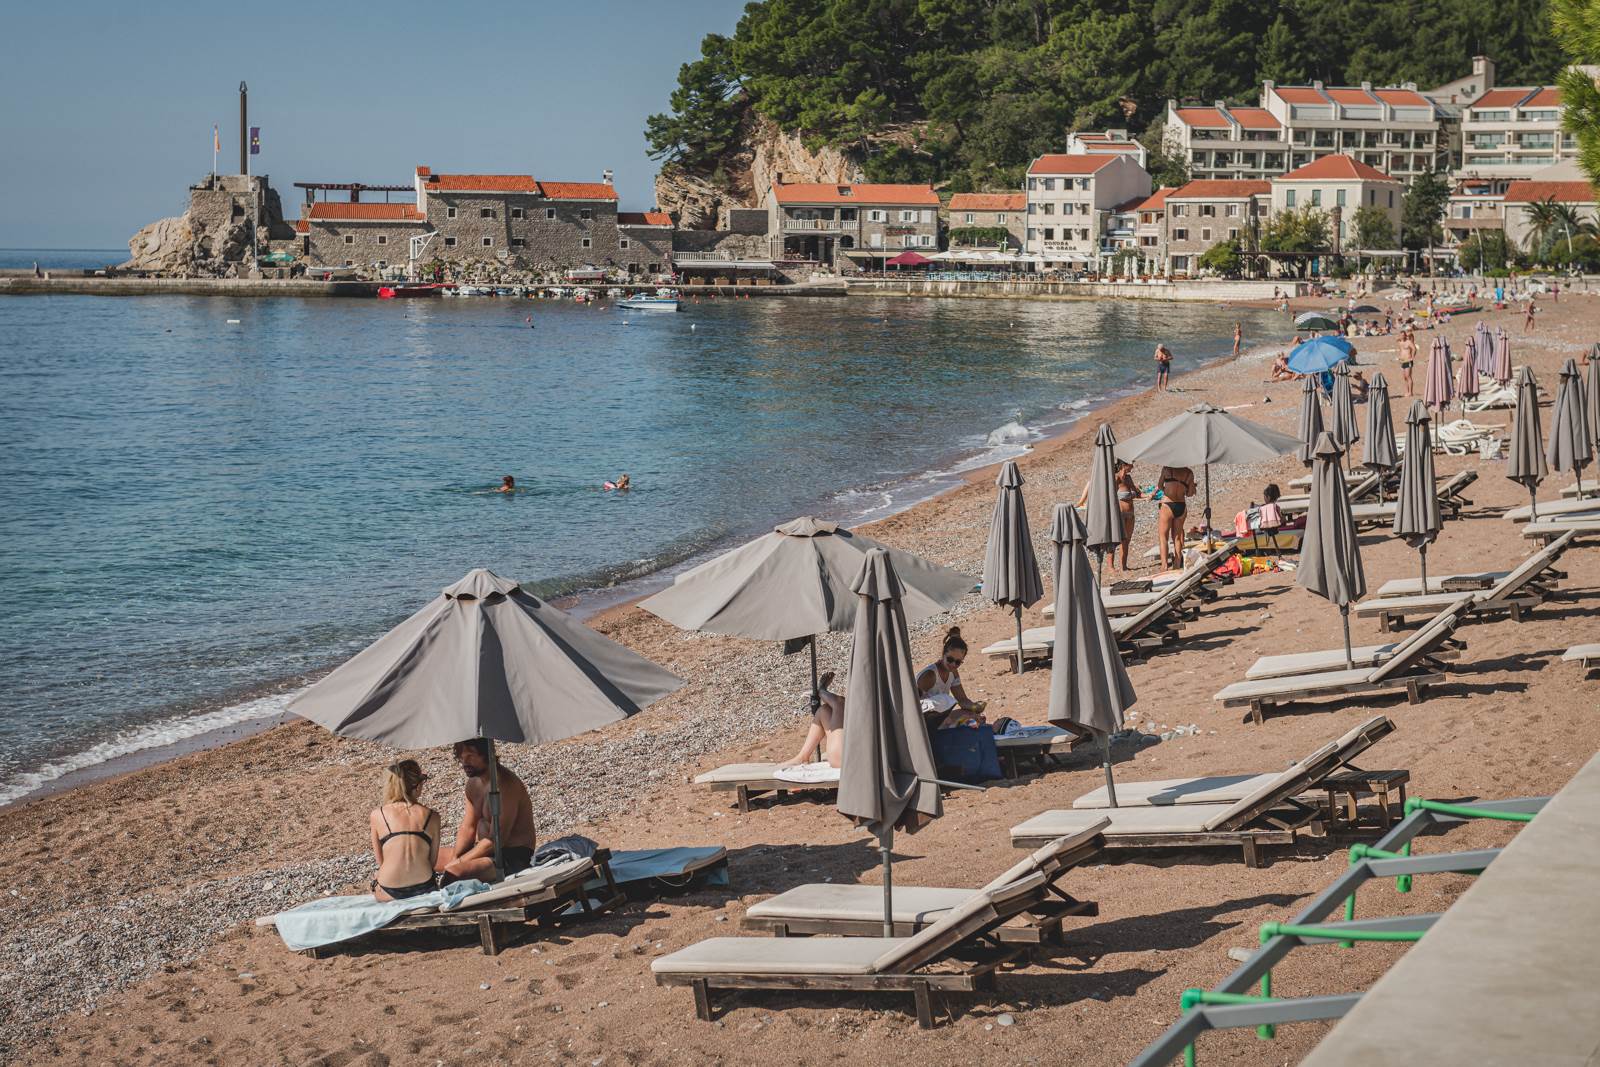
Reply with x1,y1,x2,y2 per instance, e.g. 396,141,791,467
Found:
1362,371,1399,472
1493,329,1512,385
1474,322,1495,375
1457,342,1481,402
1083,424,1126,565
1546,357,1594,495
1507,366,1549,517
983,461,1044,674
1585,358,1600,485
1287,335,1355,374
1298,432,1367,668
1423,337,1455,413
836,548,943,932
1330,363,1361,459
1298,375,1326,466
1047,506,1135,809
1350,304,1380,314
290,568,684,748
1393,401,1442,590
639,517,973,641
885,250,933,267
1296,311,1340,331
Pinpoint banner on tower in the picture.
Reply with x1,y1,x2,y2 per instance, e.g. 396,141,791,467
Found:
250,127,261,155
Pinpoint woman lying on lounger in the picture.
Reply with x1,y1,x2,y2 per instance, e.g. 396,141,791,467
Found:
369,759,441,901
779,671,845,769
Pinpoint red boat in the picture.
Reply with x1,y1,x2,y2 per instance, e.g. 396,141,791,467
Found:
377,283,445,299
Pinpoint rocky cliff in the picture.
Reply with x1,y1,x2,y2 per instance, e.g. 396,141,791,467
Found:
124,176,293,276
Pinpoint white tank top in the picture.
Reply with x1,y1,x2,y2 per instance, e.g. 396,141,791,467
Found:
921,661,957,699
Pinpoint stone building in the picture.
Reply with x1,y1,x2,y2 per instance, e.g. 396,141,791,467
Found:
125,173,296,276
1023,153,1152,268
947,193,1025,250
762,182,941,270
616,212,674,276
1133,187,1173,274
1270,155,1403,253
1163,180,1269,275
1501,176,1599,254
300,201,427,275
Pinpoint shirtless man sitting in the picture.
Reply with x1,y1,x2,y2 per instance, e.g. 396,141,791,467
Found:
436,738,536,884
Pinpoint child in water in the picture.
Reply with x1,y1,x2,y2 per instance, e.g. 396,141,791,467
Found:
497,475,516,494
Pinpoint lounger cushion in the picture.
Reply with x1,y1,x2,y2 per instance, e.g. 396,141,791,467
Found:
1562,644,1600,663
693,763,837,786
457,856,593,908
1246,644,1405,679
1072,773,1277,809
652,935,890,976
1012,805,1228,838
1216,666,1380,702
870,874,1044,973
747,885,976,925
1375,572,1506,597
1504,498,1600,522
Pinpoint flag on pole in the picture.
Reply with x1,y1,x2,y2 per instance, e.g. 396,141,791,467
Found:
250,127,261,155
213,125,220,152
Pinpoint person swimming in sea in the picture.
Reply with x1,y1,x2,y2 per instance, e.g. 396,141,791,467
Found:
497,475,516,494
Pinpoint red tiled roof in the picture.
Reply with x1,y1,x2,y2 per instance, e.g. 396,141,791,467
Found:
1502,180,1597,204
422,172,541,193
617,211,673,226
1525,87,1562,108
1326,87,1378,106
1169,180,1270,200
1085,142,1141,152
771,182,940,205
1027,154,1118,175
537,181,618,201
307,201,425,222
1231,107,1282,130
949,192,1025,211
1277,154,1396,182
1173,106,1230,128
1136,187,1174,211
1374,87,1430,107
1273,86,1329,105
293,219,309,234
1469,87,1537,110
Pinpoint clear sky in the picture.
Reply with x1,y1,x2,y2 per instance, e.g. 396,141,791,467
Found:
0,0,747,250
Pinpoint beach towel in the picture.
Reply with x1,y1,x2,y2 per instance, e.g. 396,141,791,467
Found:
530,835,598,871
773,761,841,784
272,878,491,951
604,846,730,889
996,722,1065,739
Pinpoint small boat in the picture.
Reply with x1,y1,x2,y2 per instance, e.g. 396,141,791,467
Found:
573,287,595,303
565,266,608,283
378,283,444,299
615,295,680,312
456,285,492,297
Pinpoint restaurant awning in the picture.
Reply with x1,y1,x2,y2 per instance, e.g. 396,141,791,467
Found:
885,250,934,266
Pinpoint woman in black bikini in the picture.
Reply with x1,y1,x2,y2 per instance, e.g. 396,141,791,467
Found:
369,759,440,901
1156,465,1196,570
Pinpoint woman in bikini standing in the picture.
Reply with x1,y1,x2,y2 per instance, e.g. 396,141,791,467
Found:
369,759,440,901
1078,460,1142,571
1397,328,1416,397
1156,465,1196,570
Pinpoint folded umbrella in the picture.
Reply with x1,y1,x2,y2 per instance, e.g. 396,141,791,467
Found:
1083,424,1125,584
1330,363,1361,470
1298,375,1326,467
1507,366,1549,520
1393,402,1442,591
1493,330,1512,386
1585,358,1600,496
1362,371,1399,473
1423,337,1455,413
1299,433,1367,670
1546,358,1594,498
983,461,1044,675
1474,321,1496,376
1457,343,1481,406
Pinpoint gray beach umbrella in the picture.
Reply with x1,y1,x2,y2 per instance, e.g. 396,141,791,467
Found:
639,516,973,714
1362,371,1399,474
1546,358,1594,497
1298,433,1367,670
1047,505,1136,807
1423,337,1455,413
1585,357,1600,497
983,461,1044,674
1297,375,1326,467
1330,363,1361,470
1083,424,1125,583
1115,404,1302,534
836,548,943,934
1457,343,1481,406
289,568,684,874
1506,366,1549,519
1393,401,1442,592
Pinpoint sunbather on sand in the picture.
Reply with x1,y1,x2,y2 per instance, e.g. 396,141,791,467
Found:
917,628,987,728
437,738,536,884
778,671,844,769
1269,352,1296,381
369,759,440,901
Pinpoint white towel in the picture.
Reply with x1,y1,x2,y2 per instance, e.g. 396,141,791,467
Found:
773,761,841,784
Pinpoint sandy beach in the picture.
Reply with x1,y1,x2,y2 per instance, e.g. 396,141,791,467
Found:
4,285,1597,1066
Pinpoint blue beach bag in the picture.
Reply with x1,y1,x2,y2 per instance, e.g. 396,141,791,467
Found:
930,724,1002,783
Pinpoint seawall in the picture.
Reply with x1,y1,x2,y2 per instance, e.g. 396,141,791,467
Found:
846,277,1296,302
0,276,848,299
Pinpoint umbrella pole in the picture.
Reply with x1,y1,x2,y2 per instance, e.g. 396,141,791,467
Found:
1203,463,1212,540
1419,545,1429,594
1102,732,1118,808
879,827,895,937
1340,605,1354,671
1529,486,1539,523
808,635,821,716
1096,549,1104,589
484,737,505,879
1013,604,1026,675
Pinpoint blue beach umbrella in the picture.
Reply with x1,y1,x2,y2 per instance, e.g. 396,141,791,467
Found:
1287,336,1356,375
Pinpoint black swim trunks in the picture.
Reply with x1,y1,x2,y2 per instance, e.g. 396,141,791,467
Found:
499,846,535,876
1163,500,1187,519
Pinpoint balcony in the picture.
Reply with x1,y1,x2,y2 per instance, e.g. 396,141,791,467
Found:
783,218,842,232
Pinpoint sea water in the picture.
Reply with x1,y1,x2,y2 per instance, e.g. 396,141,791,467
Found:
0,291,1283,802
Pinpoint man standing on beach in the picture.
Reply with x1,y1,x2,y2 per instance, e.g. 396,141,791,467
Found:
436,738,536,883
1155,343,1173,391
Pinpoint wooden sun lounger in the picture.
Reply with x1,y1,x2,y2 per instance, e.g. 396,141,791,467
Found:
1559,482,1600,498
1523,517,1600,542
1214,599,1471,723
1011,739,1355,867
1503,497,1600,523
654,873,1054,1027
741,822,1107,944
1288,471,1375,491
1340,471,1477,528
1373,570,1512,597
1043,543,1230,619
1563,644,1600,670
1276,472,1384,514
1353,533,1573,632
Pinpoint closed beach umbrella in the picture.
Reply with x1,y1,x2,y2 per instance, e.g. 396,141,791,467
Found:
1507,366,1549,519
1287,335,1355,375
1362,371,1399,474
1393,401,1442,591
836,548,943,934
1474,322,1496,376
1584,357,1600,496
1546,358,1594,498
983,461,1044,674
1047,505,1135,807
1299,433,1367,669
1493,329,1512,386
1423,337,1455,413
290,568,684,873
640,516,973,713
1115,403,1302,535
1083,424,1125,583
1330,363,1361,469
1457,343,1481,406
1298,375,1326,466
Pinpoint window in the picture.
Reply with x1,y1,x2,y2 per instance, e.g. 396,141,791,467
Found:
1388,190,1395,208
479,207,495,219
869,232,883,247
511,208,524,220
545,208,556,220
840,208,857,221
446,207,457,219
920,234,934,247
480,236,493,247
1027,202,1036,215
1367,190,1375,206
1043,203,1055,215
997,213,1007,224
868,209,885,222
344,259,353,267
1200,205,1214,217
619,238,630,249
511,238,526,248
921,209,935,224
581,237,591,248
1173,228,1188,240
1226,204,1239,217
1028,178,1037,191
443,237,457,247
1286,189,1296,208
899,210,916,222
579,208,593,221
1335,189,1346,208
376,235,387,245
963,212,975,224
1043,178,1056,191
1311,189,1322,207
344,235,354,244
1171,204,1186,217
1044,227,1055,240
1027,227,1037,240
1228,228,1238,241
1201,227,1212,242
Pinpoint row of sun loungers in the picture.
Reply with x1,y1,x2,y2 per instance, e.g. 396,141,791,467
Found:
1354,531,1573,631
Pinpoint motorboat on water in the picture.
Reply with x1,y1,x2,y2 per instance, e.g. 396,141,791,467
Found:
616,286,681,312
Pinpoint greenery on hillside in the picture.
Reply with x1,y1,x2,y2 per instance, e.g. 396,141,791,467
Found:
647,0,1564,193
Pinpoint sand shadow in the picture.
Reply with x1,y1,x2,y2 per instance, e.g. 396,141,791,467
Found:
1028,892,1302,971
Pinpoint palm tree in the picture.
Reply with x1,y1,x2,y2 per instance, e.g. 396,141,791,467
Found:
1521,196,1564,259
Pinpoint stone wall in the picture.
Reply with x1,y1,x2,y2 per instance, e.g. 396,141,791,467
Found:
124,174,293,276
423,192,644,272
307,222,426,273
671,230,769,257
616,226,672,274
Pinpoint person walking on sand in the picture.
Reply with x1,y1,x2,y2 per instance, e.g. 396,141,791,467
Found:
1523,299,1537,332
1079,459,1142,570
1397,328,1416,397
1154,343,1174,391
1232,322,1242,359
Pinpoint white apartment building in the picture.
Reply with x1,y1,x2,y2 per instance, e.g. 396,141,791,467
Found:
1024,154,1152,268
1162,103,1287,181
1458,86,1575,180
1259,81,1444,179
1066,129,1149,168
1270,155,1403,252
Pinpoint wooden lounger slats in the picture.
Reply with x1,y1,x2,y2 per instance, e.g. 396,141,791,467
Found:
1354,532,1573,631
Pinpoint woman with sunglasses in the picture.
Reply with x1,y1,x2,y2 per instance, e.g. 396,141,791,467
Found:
916,628,987,728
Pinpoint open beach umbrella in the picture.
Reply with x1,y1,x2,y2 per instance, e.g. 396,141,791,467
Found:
289,568,684,874
639,516,973,715
1507,366,1549,520
1457,343,1481,407
1394,402,1442,592
1350,304,1380,314
1585,358,1600,496
1493,329,1512,386
1115,403,1302,536
836,548,943,935
1330,363,1361,469
1296,311,1340,332
1047,505,1135,807
1362,371,1399,474
1546,357,1594,498
1298,433,1367,670
1083,424,1125,585
1297,375,1326,467
1287,335,1355,375
1423,337,1455,413
984,461,1045,674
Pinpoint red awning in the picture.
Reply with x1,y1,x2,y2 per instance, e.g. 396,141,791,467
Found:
885,250,933,266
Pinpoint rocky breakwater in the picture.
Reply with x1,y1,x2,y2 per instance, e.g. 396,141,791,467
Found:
123,174,294,276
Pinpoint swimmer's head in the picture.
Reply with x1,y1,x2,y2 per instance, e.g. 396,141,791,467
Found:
502,475,515,489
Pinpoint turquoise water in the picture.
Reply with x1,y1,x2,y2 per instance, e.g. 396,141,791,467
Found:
0,248,127,270
0,292,1282,802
